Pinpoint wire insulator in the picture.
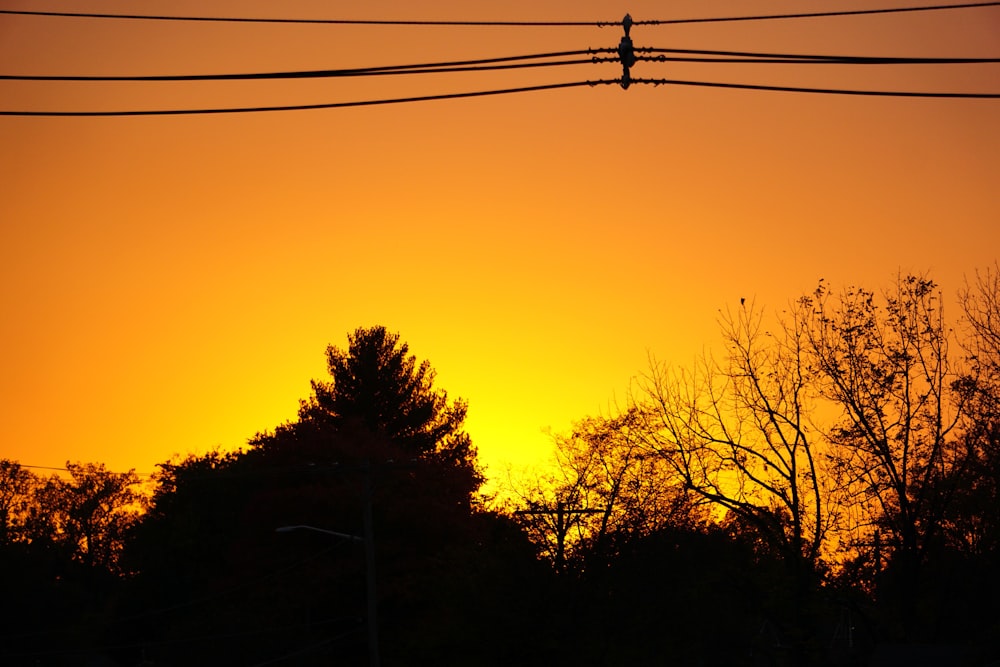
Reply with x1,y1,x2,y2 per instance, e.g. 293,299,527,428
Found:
618,13,636,89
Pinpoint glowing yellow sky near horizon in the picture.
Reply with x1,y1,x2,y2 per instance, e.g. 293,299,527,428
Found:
1,0,998,486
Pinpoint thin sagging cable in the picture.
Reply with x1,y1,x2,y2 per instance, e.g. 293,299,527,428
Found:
0,50,617,82
0,79,618,116
0,9,616,26
636,47,1000,64
635,1,1000,25
3,2,999,26
637,56,1000,64
633,77,1000,97
639,47,853,60
635,54,1000,65
19,463,154,478
7,50,998,82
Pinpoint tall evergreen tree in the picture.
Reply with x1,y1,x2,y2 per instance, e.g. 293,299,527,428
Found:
268,325,481,493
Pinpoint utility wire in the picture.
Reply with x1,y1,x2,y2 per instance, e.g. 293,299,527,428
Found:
635,1,1000,25
0,59,608,81
633,77,1000,97
0,79,617,116
5,77,996,118
1,2,998,26
636,47,1000,64
0,49,617,81
0,9,614,26
637,55,1000,64
5,50,998,82
19,463,155,478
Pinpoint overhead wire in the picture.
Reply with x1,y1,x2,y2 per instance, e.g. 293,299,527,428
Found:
5,49,999,83
0,49,618,82
0,80,620,116
631,78,1000,98
0,5,996,112
0,9,613,26
635,1,1000,24
2,2,998,26
635,47,1000,64
19,463,156,479
629,44,1000,98
3,79,999,116
637,55,1000,64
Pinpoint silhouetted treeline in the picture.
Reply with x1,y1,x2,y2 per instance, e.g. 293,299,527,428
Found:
2,275,1000,665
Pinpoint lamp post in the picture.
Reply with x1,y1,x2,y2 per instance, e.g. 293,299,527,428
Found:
276,494,380,667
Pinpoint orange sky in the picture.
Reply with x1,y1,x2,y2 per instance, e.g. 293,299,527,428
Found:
2,0,998,486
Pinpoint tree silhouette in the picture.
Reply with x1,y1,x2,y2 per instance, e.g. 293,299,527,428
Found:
800,275,969,637
120,327,541,665
0,461,144,665
513,408,700,570
269,325,482,497
6,285,1000,663
0,459,36,545
24,462,146,572
641,300,831,576
637,301,836,662
307,327,469,446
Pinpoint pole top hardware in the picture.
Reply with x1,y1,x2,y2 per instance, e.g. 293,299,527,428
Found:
618,13,636,89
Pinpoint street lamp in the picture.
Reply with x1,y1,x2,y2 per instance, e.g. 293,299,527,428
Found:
275,521,380,667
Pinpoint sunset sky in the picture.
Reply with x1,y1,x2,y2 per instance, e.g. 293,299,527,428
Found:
2,0,998,486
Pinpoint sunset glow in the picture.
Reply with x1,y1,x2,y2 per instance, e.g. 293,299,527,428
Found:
2,0,998,485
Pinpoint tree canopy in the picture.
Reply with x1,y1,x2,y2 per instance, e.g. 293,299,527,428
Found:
257,325,481,496
5,278,1000,665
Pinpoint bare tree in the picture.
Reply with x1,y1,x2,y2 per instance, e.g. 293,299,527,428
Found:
960,263,1000,418
944,264,1000,557
799,275,968,607
640,300,830,575
961,263,1000,372
511,408,696,570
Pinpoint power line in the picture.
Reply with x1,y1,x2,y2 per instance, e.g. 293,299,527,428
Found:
0,49,617,82
3,75,998,118
0,59,607,81
19,463,155,478
0,79,617,117
636,1,1000,25
2,2,997,27
638,55,1000,64
0,9,614,26
636,47,1000,64
3,48,999,116
633,77,1000,98
20,464,83,473
5,49,998,82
